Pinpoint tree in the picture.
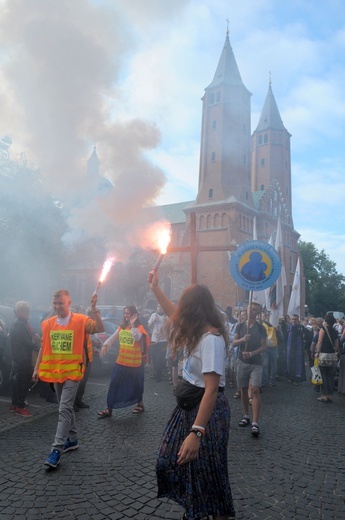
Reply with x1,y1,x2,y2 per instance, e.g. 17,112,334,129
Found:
0,157,67,306
299,241,345,316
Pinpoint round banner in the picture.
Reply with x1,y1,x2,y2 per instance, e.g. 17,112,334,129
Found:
229,240,281,291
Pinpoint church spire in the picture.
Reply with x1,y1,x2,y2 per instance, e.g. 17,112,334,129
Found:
206,29,244,89
255,78,285,132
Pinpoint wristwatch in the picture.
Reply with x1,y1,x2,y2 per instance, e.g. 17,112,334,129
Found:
190,429,203,438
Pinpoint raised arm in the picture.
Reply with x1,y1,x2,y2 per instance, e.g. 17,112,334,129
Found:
149,270,176,318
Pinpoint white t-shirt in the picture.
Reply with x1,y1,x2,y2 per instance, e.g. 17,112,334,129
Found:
182,332,226,388
148,312,169,342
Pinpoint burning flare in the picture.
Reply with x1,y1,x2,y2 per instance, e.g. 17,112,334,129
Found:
148,223,171,283
94,256,116,294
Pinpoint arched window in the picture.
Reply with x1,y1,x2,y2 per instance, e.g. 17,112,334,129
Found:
206,214,212,228
221,213,227,227
264,133,268,143
214,213,220,228
261,184,264,191
208,188,213,199
216,91,221,102
199,215,205,229
258,135,262,145
211,152,216,162
212,120,217,130
209,93,215,105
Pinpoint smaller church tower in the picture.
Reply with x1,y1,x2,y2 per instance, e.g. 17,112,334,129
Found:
251,80,293,225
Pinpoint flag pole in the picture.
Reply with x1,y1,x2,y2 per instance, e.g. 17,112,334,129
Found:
245,291,253,352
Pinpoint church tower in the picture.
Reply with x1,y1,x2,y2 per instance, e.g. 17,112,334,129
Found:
196,28,253,207
251,81,293,224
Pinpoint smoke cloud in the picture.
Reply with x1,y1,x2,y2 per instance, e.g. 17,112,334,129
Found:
0,0,187,257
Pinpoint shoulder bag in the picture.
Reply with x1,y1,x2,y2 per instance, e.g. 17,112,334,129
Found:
175,379,205,411
318,327,338,367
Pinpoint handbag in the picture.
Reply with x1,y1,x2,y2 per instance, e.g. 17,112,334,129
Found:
318,326,338,367
311,359,323,384
175,379,205,411
318,352,338,367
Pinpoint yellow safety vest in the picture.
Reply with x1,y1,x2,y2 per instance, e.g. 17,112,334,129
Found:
39,314,89,383
116,326,150,367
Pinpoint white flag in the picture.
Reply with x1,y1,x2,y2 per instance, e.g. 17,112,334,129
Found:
287,257,301,316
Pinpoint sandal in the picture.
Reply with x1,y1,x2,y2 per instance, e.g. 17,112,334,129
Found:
251,423,260,437
233,391,240,399
97,408,112,418
132,404,144,415
238,416,250,427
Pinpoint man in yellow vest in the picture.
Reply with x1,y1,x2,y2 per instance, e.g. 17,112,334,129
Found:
33,289,104,468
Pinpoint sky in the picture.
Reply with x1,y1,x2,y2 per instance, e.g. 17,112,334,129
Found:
0,0,345,272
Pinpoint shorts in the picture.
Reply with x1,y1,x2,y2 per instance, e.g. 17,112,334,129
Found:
237,359,263,388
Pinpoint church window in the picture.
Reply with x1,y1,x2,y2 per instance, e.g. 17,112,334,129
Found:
212,120,217,130
211,152,216,162
221,213,227,227
261,184,264,191
261,158,265,167
209,93,215,105
199,215,205,229
216,91,221,102
214,213,220,227
258,135,262,145
290,256,293,272
208,188,213,199
206,214,212,228
264,133,268,143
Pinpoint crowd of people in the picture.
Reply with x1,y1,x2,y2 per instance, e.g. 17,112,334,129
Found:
3,277,345,520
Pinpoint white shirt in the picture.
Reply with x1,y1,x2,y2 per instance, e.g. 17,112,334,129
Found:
148,312,169,342
182,332,226,388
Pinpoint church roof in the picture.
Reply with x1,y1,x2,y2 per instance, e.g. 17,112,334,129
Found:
206,33,246,89
146,201,194,225
255,84,286,132
252,190,266,210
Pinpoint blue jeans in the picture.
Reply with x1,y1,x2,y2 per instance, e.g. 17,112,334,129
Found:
262,347,278,386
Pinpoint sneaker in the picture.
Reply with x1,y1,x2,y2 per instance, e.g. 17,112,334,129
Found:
15,407,32,417
44,449,61,468
63,438,79,453
9,404,16,412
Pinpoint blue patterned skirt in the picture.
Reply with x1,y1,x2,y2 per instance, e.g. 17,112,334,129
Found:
106,363,144,409
156,392,235,519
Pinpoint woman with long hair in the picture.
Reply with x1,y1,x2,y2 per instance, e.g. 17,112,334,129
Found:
314,312,339,402
150,272,235,520
97,306,150,417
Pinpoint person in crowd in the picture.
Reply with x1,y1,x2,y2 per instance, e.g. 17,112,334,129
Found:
149,271,235,520
314,312,339,402
97,306,150,418
309,317,324,393
148,304,169,382
10,301,40,417
334,319,343,337
74,307,95,410
233,302,267,437
33,289,104,468
261,312,278,387
232,309,247,399
285,314,307,386
337,330,345,394
276,315,289,377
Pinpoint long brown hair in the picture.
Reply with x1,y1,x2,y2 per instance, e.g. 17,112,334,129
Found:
120,305,141,329
168,284,229,357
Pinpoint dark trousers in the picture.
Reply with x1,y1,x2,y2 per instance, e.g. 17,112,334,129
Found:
75,362,92,404
11,364,32,408
151,342,167,381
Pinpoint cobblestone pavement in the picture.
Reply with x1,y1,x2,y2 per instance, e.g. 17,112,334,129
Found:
0,371,344,520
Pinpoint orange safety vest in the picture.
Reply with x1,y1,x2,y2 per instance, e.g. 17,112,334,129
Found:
39,314,89,383
116,325,150,368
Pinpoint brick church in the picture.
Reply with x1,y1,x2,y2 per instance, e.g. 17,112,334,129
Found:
154,29,303,314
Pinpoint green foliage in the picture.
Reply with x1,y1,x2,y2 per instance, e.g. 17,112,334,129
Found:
299,240,345,316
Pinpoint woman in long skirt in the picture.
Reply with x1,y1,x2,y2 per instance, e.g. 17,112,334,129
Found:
97,306,150,417
150,272,235,520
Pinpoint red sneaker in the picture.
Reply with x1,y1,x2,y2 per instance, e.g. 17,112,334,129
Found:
15,407,32,417
9,404,16,412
